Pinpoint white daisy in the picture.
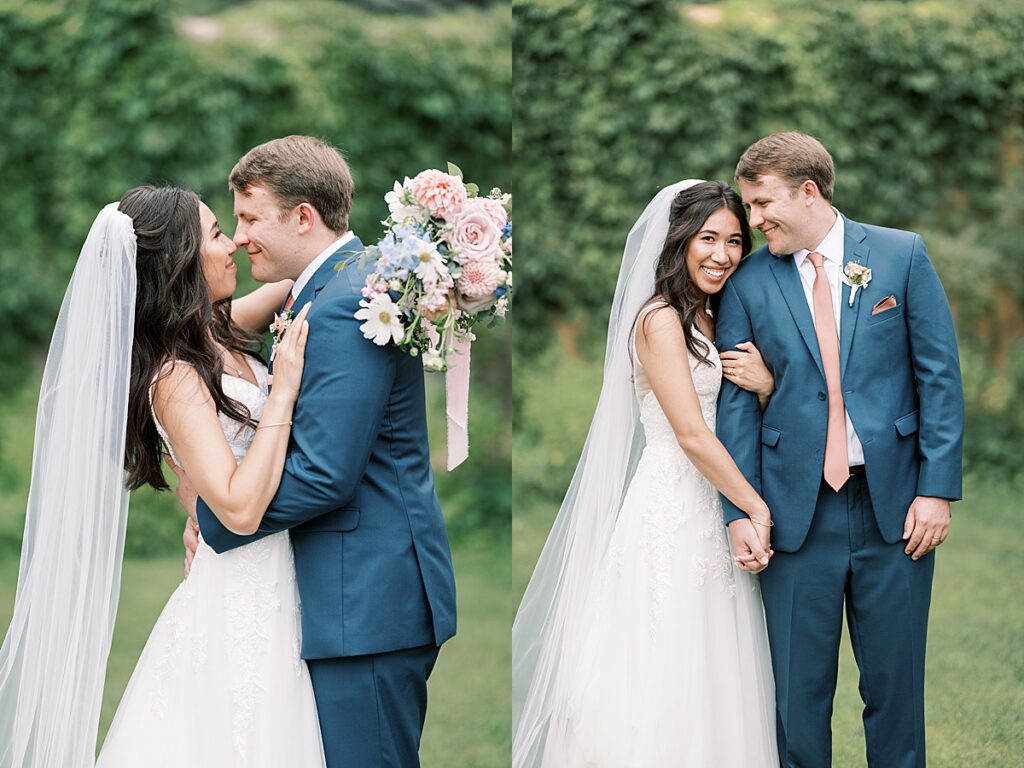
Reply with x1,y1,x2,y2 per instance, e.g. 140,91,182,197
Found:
384,179,425,225
405,236,448,282
356,294,405,346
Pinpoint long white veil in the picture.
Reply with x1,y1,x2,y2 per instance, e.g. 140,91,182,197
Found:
512,180,702,766
0,204,137,767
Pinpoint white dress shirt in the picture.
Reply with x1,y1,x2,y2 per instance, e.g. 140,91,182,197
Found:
290,231,356,303
792,210,865,466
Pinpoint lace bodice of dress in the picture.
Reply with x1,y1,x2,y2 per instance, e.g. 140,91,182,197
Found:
149,359,270,465
631,316,721,449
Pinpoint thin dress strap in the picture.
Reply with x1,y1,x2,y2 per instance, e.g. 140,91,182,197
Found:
630,301,672,402
630,300,672,365
148,360,194,466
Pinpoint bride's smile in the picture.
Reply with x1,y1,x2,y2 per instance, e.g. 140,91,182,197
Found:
685,206,743,296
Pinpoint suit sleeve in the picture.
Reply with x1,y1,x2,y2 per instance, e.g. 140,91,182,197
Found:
905,235,964,500
714,278,763,525
198,287,396,553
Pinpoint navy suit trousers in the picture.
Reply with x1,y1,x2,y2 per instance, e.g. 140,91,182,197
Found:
307,644,440,768
759,475,934,768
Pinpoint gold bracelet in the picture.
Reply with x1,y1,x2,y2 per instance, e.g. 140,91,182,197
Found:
749,517,774,528
256,420,292,430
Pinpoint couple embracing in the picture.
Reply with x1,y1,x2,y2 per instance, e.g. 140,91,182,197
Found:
0,136,456,767
514,132,964,767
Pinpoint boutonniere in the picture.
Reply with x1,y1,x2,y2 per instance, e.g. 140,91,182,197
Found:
841,261,872,307
268,309,294,361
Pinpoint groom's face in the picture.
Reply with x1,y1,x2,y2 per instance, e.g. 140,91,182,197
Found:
232,184,300,282
738,174,814,256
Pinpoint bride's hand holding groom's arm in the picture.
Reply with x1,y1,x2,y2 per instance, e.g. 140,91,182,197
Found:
154,303,311,538
636,307,773,572
720,341,774,411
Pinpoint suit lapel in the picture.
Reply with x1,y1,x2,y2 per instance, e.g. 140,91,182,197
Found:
270,236,365,378
839,216,869,378
293,235,365,309
769,254,825,380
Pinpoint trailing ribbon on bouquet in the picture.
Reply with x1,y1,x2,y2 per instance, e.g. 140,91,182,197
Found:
445,335,471,470
425,319,472,470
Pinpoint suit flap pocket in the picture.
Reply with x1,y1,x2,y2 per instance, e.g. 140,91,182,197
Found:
761,426,782,447
866,303,904,325
295,506,360,532
894,410,920,437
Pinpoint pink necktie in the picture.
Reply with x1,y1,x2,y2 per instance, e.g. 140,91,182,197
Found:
807,251,849,491
283,293,296,313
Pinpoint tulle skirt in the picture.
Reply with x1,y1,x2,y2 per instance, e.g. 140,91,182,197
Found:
542,444,778,767
95,532,324,767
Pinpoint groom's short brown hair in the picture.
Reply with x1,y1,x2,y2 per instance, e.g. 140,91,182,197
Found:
230,135,355,233
735,131,835,202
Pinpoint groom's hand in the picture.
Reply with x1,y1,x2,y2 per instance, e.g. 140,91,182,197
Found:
903,496,950,560
165,453,198,523
728,519,772,574
183,518,199,577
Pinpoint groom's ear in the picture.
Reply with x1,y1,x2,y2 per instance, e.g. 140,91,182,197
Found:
295,202,319,234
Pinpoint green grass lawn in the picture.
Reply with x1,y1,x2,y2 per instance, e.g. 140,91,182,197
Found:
0,535,510,768
514,479,1024,767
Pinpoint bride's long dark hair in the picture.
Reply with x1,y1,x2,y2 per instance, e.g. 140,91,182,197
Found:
639,180,752,367
119,185,262,491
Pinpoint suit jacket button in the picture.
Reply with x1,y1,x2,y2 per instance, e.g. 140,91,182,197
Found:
818,392,826,400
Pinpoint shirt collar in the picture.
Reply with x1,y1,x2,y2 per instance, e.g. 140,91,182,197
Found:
794,208,845,269
291,231,356,300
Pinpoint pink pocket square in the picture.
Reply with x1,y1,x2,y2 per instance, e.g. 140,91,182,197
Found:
871,295,897,315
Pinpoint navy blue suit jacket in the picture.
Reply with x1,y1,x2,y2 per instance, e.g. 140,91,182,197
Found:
197,238,457,659
715,215,964,552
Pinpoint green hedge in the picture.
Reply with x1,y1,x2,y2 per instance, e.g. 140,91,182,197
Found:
0,0,510,363
514,0,1024,482
0,0,511,551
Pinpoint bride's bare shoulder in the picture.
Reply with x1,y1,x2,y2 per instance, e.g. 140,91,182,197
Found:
636,300,681,342
150,360,213,419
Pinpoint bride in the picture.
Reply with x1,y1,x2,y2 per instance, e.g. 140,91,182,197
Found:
513,180,780,766
0,185,324,766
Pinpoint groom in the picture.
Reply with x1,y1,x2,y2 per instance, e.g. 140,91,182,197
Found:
186,136,456,767
717,132,963,767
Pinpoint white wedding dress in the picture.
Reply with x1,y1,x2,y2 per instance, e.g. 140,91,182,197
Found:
541,326,778,767
95,362,325,767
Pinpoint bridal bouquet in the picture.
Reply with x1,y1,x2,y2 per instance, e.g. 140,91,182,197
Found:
353,164,512,372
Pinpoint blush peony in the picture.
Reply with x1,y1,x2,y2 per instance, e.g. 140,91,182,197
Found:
408,169,468,220
457,258,506,299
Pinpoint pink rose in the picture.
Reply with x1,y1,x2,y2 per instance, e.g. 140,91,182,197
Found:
457,258,505,300
477,197,509,228
408,169,468,220
448,201,503,264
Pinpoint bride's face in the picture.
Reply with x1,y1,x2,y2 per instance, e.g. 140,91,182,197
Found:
198,202,239,303
685,206,743,296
